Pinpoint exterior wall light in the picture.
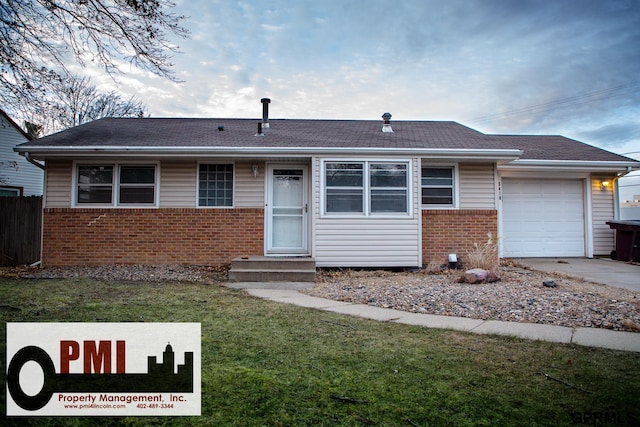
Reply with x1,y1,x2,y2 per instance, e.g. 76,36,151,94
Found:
448,253,458,269
252,164,259,178
601,180,611,190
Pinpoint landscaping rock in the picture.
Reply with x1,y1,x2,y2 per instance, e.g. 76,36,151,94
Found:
309,267,640,333
543,280,557,288
463,268,487,284
485,270,501,283
462,269,500,284
7,264,640,333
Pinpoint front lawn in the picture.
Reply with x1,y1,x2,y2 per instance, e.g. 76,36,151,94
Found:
1,277,639,426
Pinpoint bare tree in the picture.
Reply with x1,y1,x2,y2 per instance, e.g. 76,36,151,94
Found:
23,75,146,136
0,0,188,111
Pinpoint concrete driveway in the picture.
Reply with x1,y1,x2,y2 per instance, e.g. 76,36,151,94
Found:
516,258,640,292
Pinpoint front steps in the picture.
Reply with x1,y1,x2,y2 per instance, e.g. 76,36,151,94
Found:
228,256,316,282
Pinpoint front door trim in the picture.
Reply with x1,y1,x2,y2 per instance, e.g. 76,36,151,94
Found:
265,163,310,255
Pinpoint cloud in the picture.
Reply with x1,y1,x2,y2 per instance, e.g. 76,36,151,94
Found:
574,121,640,149
67,0,636,158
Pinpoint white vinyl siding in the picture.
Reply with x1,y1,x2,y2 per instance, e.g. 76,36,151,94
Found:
314,157,421,267
235,161,264,208
591,175,615,256
459,163,496,209
45,160,72,207
44,160,265,209
160,161,196,207
0,116,43,196
315,220,421,266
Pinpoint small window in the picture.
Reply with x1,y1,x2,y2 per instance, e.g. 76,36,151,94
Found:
325,162,364,213
422,167,455,206
370,163,408,213
77,165,114,204
199,164,233,207
119,165,156,204
0,187,23,197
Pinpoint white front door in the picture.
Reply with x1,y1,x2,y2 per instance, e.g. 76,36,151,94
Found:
266,165,309,254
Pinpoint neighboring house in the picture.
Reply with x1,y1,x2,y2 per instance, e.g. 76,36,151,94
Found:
1,109,41,196
13,99,640,267
621,195,640,220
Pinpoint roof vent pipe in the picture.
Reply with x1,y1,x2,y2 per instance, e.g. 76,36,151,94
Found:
261,98,271,129
382,112,393,133
255,122,264,137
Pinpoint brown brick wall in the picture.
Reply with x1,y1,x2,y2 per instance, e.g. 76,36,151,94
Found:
42,208,264,266
422,209,498,266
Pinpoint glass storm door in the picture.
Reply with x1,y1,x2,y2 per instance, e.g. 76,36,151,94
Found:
267,165,308,254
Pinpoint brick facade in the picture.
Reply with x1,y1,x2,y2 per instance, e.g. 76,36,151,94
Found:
42,208,264,266
422,209,498,266
42,208,498,268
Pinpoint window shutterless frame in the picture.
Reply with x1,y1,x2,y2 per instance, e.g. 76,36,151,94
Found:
322,159,411,217
119,165,156,204
421,164,458,208
369,162,408,213
0,186,24,197
72,162,159,207
324,162,364,214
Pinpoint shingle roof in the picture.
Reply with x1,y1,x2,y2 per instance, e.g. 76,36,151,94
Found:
491,134,633,162
15,117,637,163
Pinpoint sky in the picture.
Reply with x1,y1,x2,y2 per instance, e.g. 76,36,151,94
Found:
82,0,640,200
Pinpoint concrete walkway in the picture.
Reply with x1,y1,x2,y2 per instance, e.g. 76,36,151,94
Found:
242,288,640,353
517,257,640,292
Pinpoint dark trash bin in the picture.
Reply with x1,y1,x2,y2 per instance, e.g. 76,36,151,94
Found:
606,220,640,262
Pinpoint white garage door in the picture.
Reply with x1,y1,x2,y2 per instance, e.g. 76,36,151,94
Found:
502,178,585,257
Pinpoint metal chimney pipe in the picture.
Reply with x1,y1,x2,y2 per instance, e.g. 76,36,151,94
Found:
382,112,393,133
261,98,271,129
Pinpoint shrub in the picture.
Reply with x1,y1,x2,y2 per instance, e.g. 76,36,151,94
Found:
465,233,498,270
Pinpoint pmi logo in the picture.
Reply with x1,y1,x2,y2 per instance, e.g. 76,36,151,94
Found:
6,323,201,416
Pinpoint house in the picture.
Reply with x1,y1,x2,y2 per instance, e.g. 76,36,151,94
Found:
1,109,42,196
621,194,640,220
13,99,640,268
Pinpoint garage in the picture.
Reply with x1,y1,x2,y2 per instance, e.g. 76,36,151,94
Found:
501,178,586,257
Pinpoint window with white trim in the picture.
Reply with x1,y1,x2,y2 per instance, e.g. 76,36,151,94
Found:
421,166,455,206
0,187,23,197
370,163,408,213
324,161,409,215
325,162,364,213
198,163,233,207
119,165,155,204
76,164,157,206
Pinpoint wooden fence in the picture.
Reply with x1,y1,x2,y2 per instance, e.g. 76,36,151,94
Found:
0,196,42,266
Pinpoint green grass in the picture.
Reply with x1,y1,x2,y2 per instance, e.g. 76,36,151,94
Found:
1,277,639,426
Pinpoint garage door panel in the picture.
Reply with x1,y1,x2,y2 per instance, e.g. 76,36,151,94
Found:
544,205,567,216
522,200,543,210
502,178,585,257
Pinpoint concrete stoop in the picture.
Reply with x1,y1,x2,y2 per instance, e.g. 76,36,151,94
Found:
228,256,316,283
